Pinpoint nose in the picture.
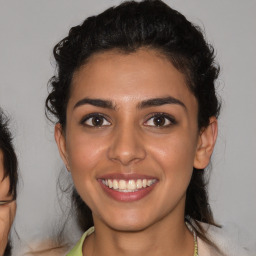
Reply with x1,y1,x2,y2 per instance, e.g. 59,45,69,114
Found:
107,125,146,166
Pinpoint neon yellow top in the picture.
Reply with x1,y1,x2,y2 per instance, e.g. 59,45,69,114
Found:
67,225,199,256
67,227,95,256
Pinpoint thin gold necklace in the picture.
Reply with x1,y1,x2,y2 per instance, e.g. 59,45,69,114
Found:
185,222,198,256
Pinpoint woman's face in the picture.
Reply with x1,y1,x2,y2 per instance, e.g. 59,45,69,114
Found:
0,151,16,255
56,49,216,231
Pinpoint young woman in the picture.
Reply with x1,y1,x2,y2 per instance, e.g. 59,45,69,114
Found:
0,109,18,256
45,0,232,255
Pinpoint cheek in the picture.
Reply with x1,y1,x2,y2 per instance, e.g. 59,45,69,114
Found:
67,133,105,171
149,132,197,182
66,134,108,197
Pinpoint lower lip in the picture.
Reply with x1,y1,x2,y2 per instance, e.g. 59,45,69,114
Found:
98,180,157,202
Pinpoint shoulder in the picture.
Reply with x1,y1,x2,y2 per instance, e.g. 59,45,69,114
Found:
19,239,70,256
67,227,95,256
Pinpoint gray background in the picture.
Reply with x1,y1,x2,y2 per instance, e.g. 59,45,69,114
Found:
0,0,255,252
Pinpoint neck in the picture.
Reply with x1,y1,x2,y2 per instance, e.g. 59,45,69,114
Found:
84,214,194,256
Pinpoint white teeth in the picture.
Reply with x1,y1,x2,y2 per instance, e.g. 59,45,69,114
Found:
136,179,142,189
142,179,147,188
108,180,113,188
119,180,126,190
113,179,118,189
147,180,155,186
103,178,156,192
127,180,136,190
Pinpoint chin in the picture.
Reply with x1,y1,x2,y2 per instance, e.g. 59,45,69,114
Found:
103,213,157,233
109,223,149,233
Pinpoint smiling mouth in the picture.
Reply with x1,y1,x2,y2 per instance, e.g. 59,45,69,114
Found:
101,178,157,192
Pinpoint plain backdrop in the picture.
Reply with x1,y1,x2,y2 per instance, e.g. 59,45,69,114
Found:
0,0,255,253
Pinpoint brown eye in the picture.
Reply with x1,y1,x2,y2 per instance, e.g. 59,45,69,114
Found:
92,116,104,126
82,114,111,127
153,116,167,126
144,114,175,127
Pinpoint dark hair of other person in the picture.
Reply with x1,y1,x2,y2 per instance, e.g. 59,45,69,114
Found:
45,0,220,249
0,109,18,256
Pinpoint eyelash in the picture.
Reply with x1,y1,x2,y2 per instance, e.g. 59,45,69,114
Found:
144,113,177,128
80,112,177,128
0,199,14,206
80,113,111,127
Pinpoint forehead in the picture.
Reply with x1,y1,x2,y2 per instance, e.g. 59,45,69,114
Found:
69,49,197,109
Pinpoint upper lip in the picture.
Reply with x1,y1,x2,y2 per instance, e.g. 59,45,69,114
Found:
98,173,158,180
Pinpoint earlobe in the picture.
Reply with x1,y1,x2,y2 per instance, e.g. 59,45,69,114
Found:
54,123,70,171
193,117,218,169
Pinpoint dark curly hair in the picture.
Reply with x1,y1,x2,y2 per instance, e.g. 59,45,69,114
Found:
0,109,18,199
0,109,18,256
46,0,221,248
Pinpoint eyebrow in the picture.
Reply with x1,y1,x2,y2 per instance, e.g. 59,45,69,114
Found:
73,96,186,111
138,96,187,110
74,98,115,110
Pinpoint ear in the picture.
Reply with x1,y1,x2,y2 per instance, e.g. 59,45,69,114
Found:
193,117,218,169
54,123,70,171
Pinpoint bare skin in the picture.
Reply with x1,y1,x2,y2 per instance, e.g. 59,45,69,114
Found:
0,151,16,256
55,49,218,256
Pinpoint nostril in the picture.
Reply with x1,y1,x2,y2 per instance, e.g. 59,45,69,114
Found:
107,132,146,165
108,149,146,166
